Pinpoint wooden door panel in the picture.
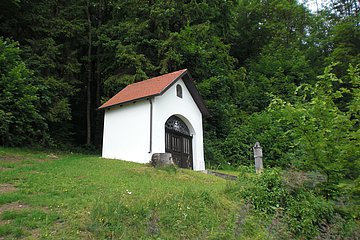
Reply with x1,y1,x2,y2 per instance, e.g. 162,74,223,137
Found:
165,130,193,169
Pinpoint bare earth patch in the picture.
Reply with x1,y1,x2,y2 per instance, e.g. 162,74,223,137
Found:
0,219,11,225
0,183,17,193
0,167,12,172
77,229,94,240
0,201,29,214
28,228,41,239
47,153,58,159
0,153,58,164
47,220,66,237
0,155,25,162
129,167,151,174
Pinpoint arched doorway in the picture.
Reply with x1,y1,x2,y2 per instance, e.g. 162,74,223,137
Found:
165,116,193,169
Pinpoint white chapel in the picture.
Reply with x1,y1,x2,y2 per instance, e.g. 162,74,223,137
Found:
99,69,209,170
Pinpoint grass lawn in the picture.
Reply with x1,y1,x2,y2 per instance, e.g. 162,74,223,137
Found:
0,147,264,239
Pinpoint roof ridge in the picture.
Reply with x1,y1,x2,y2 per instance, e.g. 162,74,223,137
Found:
129,69,187,87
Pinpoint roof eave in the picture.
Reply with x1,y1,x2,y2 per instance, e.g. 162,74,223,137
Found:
97,94,158,110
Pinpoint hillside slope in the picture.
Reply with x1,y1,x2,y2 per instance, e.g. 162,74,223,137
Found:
1,148,359,239
0,147,259,239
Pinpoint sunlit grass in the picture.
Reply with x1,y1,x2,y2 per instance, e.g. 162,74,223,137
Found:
0,147,263,239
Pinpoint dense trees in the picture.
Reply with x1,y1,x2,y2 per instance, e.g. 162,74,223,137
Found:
0,0,358,174
0,38,47,145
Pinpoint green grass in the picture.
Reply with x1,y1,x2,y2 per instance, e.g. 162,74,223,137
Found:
213,169,241,177
0,147,267,239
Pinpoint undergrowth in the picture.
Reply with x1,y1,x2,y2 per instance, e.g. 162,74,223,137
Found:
225,166,360,239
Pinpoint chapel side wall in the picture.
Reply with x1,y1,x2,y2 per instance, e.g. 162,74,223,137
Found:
152,78,205,170
102,100,151,163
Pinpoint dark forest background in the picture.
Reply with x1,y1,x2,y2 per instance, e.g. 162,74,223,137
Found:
0,0,359,174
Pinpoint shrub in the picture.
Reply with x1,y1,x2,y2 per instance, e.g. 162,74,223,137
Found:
226,167,336,239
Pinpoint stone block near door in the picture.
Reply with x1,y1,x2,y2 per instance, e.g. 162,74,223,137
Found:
151,153,174,168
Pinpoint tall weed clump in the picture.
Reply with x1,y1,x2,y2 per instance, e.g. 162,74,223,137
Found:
226,167,358,239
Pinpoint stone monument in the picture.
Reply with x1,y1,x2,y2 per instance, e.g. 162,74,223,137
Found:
253,142,263,174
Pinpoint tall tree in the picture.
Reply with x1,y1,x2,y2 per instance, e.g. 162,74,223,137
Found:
0,38,47,146
86,0,93,145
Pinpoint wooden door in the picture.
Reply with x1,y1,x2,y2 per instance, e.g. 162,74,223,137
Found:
165,116,193,169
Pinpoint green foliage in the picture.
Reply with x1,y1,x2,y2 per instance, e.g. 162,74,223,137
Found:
0,0,357,153
199,70,245,138
203,134,227,169
0,38,48,146
348,64,360,121
325,12,360,76
239,168,289,214
268,64,359,186
160,23,236,78
227,167,338,239
221,111,293,168
220,63,359,206
229,0,310,62
247,44,316,108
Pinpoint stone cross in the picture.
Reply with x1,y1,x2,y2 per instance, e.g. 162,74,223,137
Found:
253,142,263,174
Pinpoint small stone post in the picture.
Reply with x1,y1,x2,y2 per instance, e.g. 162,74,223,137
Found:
253,142,263,174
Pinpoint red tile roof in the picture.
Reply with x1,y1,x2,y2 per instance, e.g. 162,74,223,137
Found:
99,69,188,109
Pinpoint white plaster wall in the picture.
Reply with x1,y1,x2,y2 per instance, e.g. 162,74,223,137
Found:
102,100,151,163
152,79,205,170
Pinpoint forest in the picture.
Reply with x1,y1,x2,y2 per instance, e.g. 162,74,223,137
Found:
0,0,359,238
2,0,359,170
1,0,359,172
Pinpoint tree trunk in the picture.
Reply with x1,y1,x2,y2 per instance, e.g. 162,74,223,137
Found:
86,0,92,145
95,0,103,148
95,0,103,108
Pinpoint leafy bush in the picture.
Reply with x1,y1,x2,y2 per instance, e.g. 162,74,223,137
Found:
226,167,339,239
0,38,48,146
